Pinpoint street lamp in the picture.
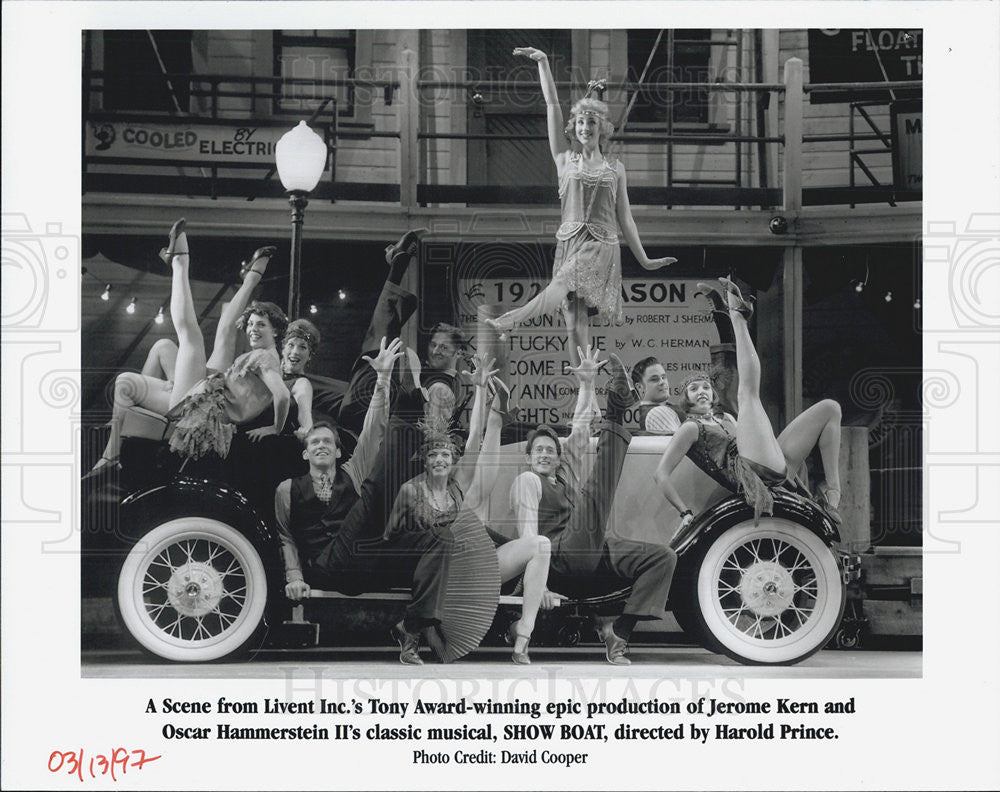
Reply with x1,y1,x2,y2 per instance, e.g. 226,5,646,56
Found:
275,120,328,319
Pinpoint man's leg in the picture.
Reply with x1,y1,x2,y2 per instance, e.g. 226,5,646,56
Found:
606,539,676,629
337,279,418,433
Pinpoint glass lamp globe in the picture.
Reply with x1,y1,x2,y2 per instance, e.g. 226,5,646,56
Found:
275,121,328,193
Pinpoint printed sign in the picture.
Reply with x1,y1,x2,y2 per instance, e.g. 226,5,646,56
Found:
455,277,718,426
891,101,922,193
807,29,922,103
85,121,303,164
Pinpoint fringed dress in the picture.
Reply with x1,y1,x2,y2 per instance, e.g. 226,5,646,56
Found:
168,347,282,460
553,152,624,325
684,414,788,524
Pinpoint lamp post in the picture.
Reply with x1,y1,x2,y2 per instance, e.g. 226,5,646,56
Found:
275,120,328,319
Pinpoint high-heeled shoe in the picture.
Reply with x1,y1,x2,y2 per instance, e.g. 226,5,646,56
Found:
815,482,843,525
162,218,187,263
385,228,428,265
507,622,532,665
717,277,755,319
487,376,516,423
390,621,424,665
696,279,754,320
239,245,277,281
82,456,120,481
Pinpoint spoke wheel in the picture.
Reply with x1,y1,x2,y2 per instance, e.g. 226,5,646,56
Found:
117,518,267,662
695,519,844,665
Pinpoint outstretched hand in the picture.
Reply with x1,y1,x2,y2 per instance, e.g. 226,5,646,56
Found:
464,352,500,388
567,345,606,384
513,47,547,62
643,256,678,271
362,336,404,378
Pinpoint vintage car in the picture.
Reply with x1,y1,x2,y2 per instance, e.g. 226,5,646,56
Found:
83,406,855,666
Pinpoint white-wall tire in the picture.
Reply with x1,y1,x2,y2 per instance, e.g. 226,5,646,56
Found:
116,518,267,662
695,518,844,665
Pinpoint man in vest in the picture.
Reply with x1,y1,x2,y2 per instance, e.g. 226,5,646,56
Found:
274,339,454,663
631,356,684,434
509,351,677,665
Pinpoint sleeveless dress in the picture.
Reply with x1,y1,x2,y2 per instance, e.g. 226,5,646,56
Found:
684,415,788,524
553,152,624,325
168,347,282,460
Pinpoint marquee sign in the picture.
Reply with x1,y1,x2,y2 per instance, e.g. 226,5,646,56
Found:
455,277,717,426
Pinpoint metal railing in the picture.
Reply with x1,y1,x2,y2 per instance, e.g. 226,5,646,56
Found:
82,61,922,209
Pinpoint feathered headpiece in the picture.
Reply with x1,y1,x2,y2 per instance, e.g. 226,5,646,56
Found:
416,413,463,461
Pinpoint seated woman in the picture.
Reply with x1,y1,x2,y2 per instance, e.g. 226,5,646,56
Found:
655,277,844,548
386,354,553,665
89,234,278,472
274,318,320,442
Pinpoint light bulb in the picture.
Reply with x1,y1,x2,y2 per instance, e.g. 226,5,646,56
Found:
854,282,864,293
101,284,111,301
309,304,318,315
884,291,893,303
126,297,136,315
338,289,346,301
155,306,165,324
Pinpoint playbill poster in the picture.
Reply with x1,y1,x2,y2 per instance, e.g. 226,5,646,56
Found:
2,2,999,790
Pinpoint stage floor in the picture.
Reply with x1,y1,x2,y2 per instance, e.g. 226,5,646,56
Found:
82,645,921,679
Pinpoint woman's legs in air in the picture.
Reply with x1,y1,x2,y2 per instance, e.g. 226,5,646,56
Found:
166,224,208,409
205,247,275,372
719,280,786,473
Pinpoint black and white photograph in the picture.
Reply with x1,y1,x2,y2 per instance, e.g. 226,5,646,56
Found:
3,3,999,790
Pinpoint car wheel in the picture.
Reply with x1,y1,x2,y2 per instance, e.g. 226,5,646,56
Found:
116,517,267,662
694,518,845,665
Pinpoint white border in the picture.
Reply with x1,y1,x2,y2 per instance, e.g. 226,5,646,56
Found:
3,3,1000,790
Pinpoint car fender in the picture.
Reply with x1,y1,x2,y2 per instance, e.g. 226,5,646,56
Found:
120,476,284,577
681,489,841,562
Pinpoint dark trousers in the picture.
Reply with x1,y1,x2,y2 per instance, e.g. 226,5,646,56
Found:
549,420,633,576
548,420,676,620
337,280,418,434
314,406,448,622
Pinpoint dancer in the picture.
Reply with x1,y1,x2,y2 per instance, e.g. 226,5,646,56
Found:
274,336,402,601
277,361,479,665
655,278,843,549
632,355,684,434
387,354,554,664
156,219,290,459
509,346,676,665
272,318,321,441
486,46,676,362
89,231,278,471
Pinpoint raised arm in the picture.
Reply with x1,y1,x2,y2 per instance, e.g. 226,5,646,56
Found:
614,162,677,271
514,47,567,162
563,345,602,460
343,337,403,490
454,353,498,495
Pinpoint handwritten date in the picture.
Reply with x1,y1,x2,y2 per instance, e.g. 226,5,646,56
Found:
48,748,161,782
